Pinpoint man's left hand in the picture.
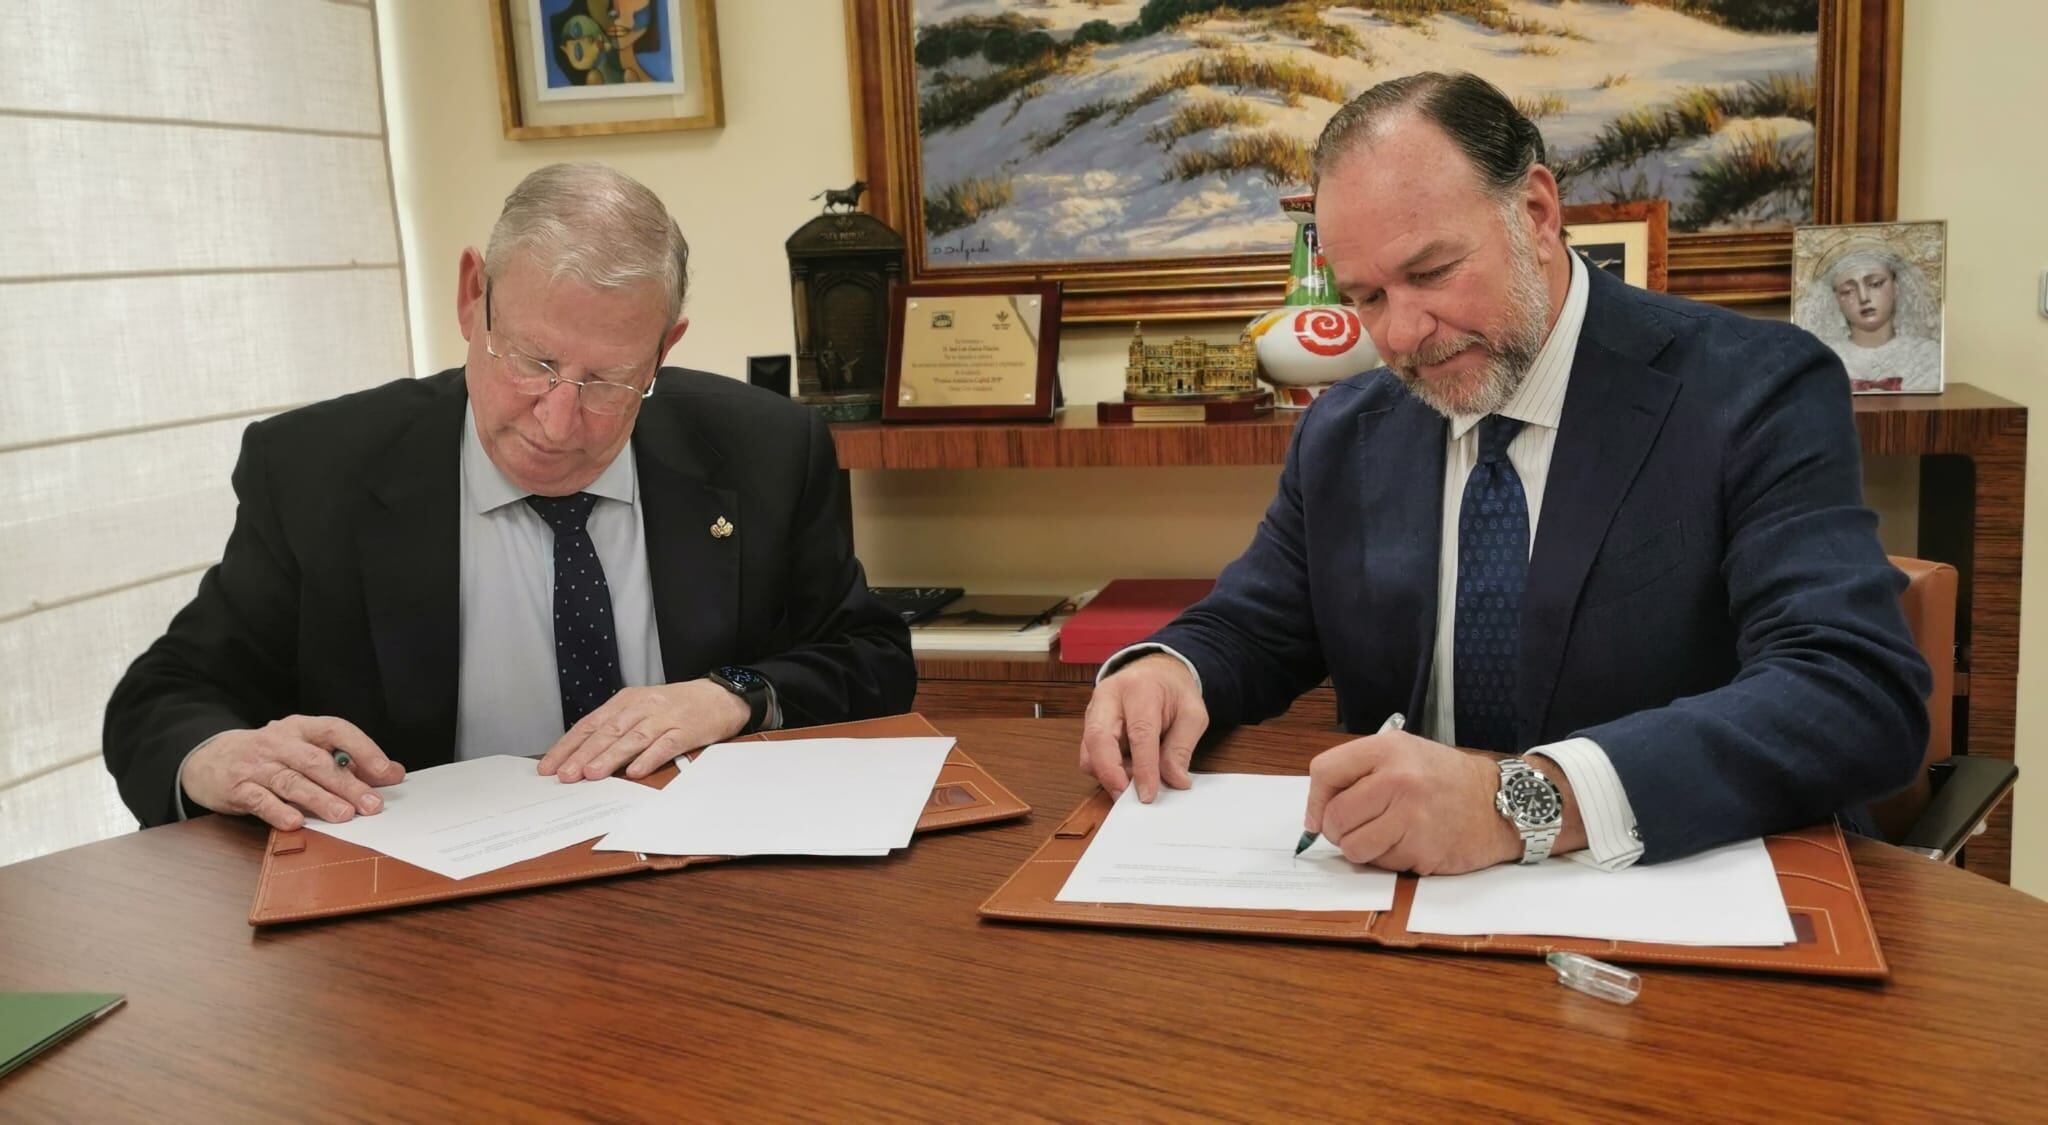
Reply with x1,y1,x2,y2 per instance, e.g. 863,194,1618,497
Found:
1303,729,1523,875
538,680,751,782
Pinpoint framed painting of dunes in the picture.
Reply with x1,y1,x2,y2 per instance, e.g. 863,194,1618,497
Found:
846,0,1901,322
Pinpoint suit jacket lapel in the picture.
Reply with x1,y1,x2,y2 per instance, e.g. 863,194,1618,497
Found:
1517,271,1679,743
631,396,741,681
1355,392,1447,728
360,372,465,767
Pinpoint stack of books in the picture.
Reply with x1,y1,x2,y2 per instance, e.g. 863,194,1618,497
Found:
906,592,1094,654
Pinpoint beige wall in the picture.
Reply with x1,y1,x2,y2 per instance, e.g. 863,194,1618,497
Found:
379,1,2043,895
1897,0,2048,895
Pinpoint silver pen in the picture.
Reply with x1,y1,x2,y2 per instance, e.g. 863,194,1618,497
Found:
1294,711,1406,856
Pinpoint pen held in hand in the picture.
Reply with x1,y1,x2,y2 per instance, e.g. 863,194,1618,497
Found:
1294,711,1407,856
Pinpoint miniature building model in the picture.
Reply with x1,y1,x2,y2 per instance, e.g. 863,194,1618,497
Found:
1122,323,1260,398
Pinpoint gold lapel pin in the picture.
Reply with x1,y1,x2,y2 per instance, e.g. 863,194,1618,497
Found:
710,517,734,539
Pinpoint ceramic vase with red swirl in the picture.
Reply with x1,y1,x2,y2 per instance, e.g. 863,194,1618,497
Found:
1246,193,1377,409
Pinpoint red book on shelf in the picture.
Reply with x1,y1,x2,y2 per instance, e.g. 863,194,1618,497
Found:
1058,579,1216,665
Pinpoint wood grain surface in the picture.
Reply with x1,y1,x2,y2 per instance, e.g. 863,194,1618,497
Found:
3,718,2043,1120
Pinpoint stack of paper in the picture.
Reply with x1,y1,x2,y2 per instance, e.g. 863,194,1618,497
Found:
596,737,956,857
1056,774,1399,912
1405,837,1797,946
300,755,658,881
909,592,1093,654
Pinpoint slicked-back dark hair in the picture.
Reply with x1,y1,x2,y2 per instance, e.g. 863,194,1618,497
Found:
1312,71,1547,200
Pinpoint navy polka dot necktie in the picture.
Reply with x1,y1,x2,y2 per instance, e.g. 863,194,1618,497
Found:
1454,414,1528,754
525,492,624,729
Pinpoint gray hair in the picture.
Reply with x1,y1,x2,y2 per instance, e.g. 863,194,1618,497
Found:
484,163,691,322
1312,72,1546,202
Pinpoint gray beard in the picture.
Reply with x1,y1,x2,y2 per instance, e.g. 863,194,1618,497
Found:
1392,221,1551,419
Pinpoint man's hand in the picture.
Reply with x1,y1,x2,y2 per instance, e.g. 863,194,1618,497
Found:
539,679,751,782
1078,653,1208,802
1303,730,1572,875
179,716,404,831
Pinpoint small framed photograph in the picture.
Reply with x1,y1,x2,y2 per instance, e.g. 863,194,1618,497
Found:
883,282,1062,423
1562,201,1669,292
488,0,723,140
1793,220,1946,394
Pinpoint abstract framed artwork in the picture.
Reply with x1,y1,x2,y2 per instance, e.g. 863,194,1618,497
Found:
1792,219,1945,394
846,0,1901,323
490,0,724,140
1563,199,1669,292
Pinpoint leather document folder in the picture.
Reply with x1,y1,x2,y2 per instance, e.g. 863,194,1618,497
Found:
250,714,1028,926
980,790,1887,979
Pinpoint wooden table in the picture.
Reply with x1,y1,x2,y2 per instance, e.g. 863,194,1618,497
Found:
5,718,2045,1120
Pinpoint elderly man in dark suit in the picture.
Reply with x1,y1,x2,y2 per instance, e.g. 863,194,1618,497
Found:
105,163,912,830
1079,73,1928,874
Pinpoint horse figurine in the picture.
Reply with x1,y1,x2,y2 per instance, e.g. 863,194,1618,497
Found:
811,180,868,214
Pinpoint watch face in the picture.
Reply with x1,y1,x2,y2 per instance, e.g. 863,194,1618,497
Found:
717,666,765,691
1504,769,1562,825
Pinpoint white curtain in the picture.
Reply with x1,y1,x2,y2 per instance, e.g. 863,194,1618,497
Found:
0,0,409,864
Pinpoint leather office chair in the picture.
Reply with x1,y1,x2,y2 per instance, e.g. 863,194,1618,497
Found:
1871,556,2020,862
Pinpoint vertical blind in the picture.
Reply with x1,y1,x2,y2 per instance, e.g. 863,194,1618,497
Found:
0,0,409,864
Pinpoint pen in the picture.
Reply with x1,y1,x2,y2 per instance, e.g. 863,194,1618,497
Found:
330,748,353,771
1295,712,1406,856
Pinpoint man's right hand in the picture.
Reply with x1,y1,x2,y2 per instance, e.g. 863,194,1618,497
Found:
178,716,404,830
1078,652,1208,803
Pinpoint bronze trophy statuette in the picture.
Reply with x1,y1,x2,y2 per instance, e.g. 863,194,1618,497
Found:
1097,323,1275,424
786,182,903,423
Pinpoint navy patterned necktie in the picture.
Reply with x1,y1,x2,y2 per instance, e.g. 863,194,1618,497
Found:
525,492,624,728
1454,414,1529,754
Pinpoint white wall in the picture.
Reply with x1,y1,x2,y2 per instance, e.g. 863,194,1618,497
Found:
379,0,2045,895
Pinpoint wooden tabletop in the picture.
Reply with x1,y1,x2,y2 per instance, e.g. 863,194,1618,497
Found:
5,718,2045,1120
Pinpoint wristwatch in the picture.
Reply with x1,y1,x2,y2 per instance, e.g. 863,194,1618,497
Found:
1495,757,1564,864
706,665,772,735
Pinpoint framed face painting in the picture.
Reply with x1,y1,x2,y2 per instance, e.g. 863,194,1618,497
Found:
1793,220,1945,394
845,0,1902,322
490,0,724,139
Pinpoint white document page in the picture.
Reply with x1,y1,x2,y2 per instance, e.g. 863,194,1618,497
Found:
300,755,658,881
594,737,955,857
1055,774,1398,912
1407,837,1797,946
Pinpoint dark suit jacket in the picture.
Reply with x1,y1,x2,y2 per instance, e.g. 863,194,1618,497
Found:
104,367,913,827
1151,266,1930,863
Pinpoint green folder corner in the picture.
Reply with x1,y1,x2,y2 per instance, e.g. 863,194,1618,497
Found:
0,993,125,1080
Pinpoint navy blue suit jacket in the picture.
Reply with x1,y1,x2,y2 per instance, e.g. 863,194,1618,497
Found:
1151,266,1930,863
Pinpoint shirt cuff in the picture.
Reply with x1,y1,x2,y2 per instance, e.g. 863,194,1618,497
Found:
174,732,238,821
1526,737,1644,871
760,678,783,732
1095,643,1203,697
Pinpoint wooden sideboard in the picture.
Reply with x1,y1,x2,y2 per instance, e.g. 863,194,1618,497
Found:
834,384,2027,881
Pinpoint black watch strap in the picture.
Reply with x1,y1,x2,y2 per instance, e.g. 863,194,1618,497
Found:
709,666,770,734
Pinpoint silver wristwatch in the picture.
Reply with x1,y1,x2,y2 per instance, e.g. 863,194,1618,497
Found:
1495,757,1564,864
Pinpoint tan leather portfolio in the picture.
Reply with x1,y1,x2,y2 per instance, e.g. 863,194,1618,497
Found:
980,789,1888,979
249,714,1027,926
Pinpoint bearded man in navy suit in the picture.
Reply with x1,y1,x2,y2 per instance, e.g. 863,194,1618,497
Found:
1079,73,1928,874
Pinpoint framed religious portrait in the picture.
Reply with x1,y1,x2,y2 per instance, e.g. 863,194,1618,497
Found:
1563,200,1669,292
1792,220,1945,394
489,0,724,140
845,0,1902,322
882,281,1063,422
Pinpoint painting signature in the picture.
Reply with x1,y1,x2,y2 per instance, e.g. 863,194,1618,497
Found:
930,236,996,264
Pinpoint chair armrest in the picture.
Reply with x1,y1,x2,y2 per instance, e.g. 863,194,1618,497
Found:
1899,757,2020,863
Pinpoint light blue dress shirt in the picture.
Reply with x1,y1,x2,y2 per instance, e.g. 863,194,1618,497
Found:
456,402,665,760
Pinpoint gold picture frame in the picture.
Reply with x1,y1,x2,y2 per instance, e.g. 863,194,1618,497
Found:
490,0,724,140
1563,200,1670,293
846,0,1902,322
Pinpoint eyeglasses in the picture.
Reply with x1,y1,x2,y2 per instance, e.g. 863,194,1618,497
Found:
482,281,662,416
